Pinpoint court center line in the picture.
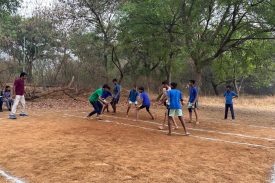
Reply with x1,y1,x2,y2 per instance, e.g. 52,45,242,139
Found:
117,122,274,149
37,110,275,130
30,112,275,141
103,115,275,141
0,169,25,183
62,114,275,149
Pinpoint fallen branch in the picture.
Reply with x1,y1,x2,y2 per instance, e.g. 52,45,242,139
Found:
26,76,75,100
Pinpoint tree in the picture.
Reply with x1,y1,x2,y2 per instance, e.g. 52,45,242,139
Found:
178,0,275,86
119,0,184,82
0,0,19,14
59,0,124,82
210,40,275,95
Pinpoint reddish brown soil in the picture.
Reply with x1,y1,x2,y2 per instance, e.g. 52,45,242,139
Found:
0,98,274,183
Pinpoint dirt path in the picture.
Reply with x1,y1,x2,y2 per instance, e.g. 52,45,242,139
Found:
0,101,274,183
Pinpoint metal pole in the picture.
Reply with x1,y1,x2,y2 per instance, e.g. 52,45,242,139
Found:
23,36,26,72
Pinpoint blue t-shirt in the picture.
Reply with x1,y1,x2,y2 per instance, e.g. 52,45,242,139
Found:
113,84,121,99
224,91,238,104
189,86,198,103
4,91,11,98
101,91,112,100
129,89,139,102
167,89,182,109
140,92,150,106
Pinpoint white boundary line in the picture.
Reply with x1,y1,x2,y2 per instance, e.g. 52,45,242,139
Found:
0,169,25,183
47,110,275,130
62,114,275,149
271,163,275,183
104,115,275,141
198,116,275,130
119,123,274,149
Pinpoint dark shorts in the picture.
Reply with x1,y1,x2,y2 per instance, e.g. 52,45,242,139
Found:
188,101,199,112
139,105,150,112
90,101,103,115
111,97,120,105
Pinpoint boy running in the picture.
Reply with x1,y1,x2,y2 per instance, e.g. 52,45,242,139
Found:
9,72,28,119
126,85,139,117
188,80,199,124
158,81,178,130
224,85,238,120
167,82,189,136
136,87,154,120
87,84,111,120
110,79,121,113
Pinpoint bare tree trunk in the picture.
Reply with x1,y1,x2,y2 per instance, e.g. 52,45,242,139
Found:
111,46,124,84
211,81,219,96
103,52,109,82
195,69,202,88
26,59,33,83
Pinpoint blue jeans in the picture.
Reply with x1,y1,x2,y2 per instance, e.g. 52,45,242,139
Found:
0,98,13,111
0,97,3,111
225,104,235,119
88,101,103,117
4,98,13,110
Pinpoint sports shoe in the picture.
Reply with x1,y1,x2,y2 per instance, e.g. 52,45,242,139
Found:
9,115,17,119
20,113,28,117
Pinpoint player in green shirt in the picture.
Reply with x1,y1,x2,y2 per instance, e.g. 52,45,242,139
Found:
87,84,111,119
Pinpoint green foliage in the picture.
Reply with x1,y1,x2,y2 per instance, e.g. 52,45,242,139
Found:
212,40,275,89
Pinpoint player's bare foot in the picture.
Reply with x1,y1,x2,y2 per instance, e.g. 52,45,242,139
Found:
195,121,200,125
184,132,190,136
158,126,165,130
167,133,172,136
174,126,179,130
96,117,103,120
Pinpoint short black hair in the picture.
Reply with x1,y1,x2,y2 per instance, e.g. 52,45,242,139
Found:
170,82,177,89
138,86,144,91
226,85,232,89
112,79,118,82
162,80,169,85
189,80,195,84
102,84,111,90
20,72,27,78
5,85,10,89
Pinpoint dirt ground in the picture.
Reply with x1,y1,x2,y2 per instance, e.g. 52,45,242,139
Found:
0,97,275,183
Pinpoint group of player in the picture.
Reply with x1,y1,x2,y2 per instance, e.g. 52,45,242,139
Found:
87,79,202,135
87,78,238,135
